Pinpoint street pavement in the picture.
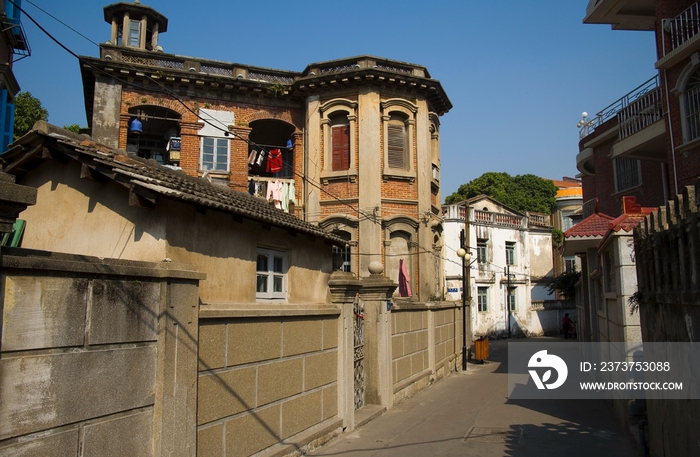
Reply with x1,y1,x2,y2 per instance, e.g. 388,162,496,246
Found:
309,338,639,457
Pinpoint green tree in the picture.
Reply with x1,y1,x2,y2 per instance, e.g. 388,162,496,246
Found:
14,91,48,140
546,270,581,300
444,172,558,214
63,124,80,134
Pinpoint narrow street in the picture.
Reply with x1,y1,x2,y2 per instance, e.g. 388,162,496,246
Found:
310,338,639,457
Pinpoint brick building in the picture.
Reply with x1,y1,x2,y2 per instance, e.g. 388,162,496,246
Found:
579,0,700,215
80,1,451,301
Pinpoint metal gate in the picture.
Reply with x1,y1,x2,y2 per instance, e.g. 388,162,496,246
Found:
353,298,365,410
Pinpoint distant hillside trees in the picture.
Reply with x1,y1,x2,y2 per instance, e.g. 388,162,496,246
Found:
444,172,558,214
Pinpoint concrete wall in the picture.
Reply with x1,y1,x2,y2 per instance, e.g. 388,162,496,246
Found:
0,247,203,457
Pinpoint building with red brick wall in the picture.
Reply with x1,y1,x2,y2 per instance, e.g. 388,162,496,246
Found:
579,0,700,215
80,1,452,302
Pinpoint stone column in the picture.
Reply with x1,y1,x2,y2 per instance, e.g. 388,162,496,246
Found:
357,89,382,275
359,262,397,409
305,95,321,223
328,271,362,430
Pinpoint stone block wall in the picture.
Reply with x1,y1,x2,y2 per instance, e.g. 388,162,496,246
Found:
196,307,343,457
0,247,203,457
391,303,459,404
634,181,700,457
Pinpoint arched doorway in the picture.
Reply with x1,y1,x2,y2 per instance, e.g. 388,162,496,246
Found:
126,106,181,165
248,119,295,179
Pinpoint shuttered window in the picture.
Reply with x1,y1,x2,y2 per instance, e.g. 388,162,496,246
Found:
387,123,406,169
331,124,350,171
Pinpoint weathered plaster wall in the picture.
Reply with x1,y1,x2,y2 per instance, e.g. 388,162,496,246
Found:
17,159,333,305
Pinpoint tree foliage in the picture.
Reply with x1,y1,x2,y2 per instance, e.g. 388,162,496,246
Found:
444,172,558,214
546,270,581,300
14,91,48,140
63,124,81,134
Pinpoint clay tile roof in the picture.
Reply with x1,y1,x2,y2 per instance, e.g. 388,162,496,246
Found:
2,122,346,246
608,213,647,233
563,212,616,238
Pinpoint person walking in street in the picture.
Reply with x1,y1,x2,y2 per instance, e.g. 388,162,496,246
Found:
562,313,572,339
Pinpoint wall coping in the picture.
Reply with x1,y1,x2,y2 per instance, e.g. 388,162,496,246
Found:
391,300,462,311
199,303,341,318
0,246,206,280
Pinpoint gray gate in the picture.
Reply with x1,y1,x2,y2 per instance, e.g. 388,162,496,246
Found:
353,298,365,409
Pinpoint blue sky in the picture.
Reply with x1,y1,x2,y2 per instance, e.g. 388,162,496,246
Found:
13,0,657,198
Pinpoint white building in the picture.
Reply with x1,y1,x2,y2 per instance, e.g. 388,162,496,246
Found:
443,196,560,338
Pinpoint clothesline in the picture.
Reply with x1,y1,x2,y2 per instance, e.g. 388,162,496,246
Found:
248,175,294,182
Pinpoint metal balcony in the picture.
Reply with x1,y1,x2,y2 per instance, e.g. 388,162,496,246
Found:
579,75,660,140
661,2,700,57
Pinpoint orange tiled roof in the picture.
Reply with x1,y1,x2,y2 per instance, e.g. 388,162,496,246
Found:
564,212,615,238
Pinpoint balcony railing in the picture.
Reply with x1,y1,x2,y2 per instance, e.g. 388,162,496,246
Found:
661,2,700,57
104,47,297,85
617,85,664,140
580,75,660,139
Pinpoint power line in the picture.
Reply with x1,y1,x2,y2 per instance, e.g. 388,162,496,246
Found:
12,1,490,277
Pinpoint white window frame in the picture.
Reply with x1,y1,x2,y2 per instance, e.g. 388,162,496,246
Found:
507,287,517,312
477,287,488,312
256,248,288,300
505,241,516,266
477,238,488,263
128,19,141,47
200,137,230,172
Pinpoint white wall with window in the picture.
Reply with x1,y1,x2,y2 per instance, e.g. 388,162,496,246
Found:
442,197,558,338
256,247,288,300
477,287,488,312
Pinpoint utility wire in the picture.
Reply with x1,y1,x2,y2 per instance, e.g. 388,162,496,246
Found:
14,1,520,276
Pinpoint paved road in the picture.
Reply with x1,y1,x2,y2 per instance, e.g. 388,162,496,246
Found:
310,338,639,457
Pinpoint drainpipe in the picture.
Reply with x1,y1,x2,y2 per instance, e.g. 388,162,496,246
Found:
663,68,679,195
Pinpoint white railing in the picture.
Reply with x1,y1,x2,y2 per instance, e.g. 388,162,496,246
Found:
580,75,660,139
617,86,664,140
662,2,700,56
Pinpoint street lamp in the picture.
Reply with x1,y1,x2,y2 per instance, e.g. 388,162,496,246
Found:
577,111,595,137
456,230,472,371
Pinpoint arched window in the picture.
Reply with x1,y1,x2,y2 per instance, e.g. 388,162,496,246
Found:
685,69,700,142
330,112,350,171
387,113,408,170
320,99,357,183
332,230,352,272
